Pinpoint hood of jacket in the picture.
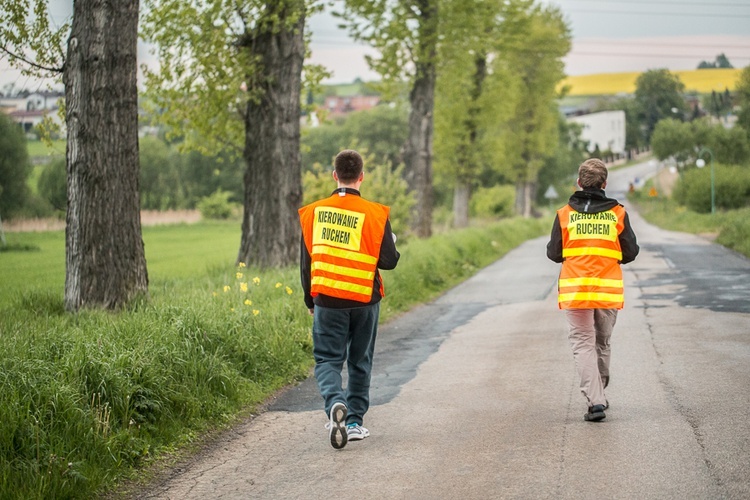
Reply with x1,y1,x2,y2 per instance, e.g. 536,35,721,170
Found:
568,188,620,214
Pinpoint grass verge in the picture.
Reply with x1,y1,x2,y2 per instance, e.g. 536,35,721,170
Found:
629,191,750,258
0,217,548,498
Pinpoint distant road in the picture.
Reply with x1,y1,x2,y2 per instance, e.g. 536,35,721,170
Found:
141,159,750,499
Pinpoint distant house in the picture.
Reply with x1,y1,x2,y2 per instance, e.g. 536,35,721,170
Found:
568,110,626,155
323,95,380,116
0,91,64,133
25,91,63,111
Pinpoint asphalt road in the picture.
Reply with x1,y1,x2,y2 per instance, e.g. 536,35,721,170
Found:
141,160,750,500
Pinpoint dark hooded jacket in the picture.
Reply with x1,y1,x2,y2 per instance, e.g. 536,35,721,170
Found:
546,188,639,264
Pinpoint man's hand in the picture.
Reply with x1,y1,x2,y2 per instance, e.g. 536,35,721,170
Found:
308,307,314,316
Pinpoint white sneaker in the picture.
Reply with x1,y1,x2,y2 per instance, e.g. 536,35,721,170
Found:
346,423,370,441
328,402,347,450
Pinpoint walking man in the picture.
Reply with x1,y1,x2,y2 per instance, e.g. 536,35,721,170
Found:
299,150,400,448
546,158,639,421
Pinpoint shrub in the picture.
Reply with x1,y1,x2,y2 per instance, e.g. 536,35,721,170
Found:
470,184,515,218
196,190,238,220
673,164,750,213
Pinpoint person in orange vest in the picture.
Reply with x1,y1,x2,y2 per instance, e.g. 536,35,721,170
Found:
546,158,639,422
299,149,400,449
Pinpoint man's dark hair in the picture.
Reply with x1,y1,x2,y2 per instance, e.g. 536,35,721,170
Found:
334,150,363,183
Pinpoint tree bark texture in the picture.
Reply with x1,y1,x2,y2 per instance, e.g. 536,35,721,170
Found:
63,0,148,311
452,182,470,228
403,1,438,238
238,6,305,268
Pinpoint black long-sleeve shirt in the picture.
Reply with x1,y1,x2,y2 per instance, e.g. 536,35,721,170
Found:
300,188,400,309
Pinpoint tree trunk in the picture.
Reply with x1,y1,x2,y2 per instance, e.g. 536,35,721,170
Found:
453,182,470,228
237,4,305,268
514,181,534,218
403,0,438,238
63,0,147,311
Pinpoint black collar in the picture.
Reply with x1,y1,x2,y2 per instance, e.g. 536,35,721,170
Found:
331,187,361,197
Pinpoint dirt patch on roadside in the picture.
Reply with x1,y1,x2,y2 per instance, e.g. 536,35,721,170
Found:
3,210,201,233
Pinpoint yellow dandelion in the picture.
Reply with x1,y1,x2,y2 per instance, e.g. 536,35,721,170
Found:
253,277,260,285
285,286,293,295
230,307,235,312
252,309,260,316
244,299,252,306
275,282,282,288
212,291,218,297
238,262,246,268
236,272,244,280
240,282,248,292
223,285,231,293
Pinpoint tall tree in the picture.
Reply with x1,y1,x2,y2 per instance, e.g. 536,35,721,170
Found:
142,0,318,267
434,0,531,227
337,0,439,237
1,0,148,311
634,69,687,143
500,5,570,217
735,65,750,134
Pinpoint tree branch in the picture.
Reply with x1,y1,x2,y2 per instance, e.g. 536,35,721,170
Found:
0,44,64,74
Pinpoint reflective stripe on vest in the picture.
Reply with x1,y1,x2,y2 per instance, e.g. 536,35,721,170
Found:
300,194,389,303
557,204,625,310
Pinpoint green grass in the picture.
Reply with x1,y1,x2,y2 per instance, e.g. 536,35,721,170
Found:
0,217,548,498
630,190,750,258
27,139,66,159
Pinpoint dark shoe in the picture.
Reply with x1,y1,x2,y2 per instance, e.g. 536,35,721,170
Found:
328,402,348,449
584,404,606,422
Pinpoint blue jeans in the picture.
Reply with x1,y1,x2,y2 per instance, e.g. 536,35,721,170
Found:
312,302,380,426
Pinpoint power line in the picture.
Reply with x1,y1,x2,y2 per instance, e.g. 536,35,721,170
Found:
565,9,750,19
554,0,750,8
575,40,750,50
570,51,750,60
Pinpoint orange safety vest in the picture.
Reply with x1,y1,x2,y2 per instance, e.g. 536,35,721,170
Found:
557,204,626,310
299,192,390,303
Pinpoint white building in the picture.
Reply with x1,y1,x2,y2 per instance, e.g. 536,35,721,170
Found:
568,110,626,155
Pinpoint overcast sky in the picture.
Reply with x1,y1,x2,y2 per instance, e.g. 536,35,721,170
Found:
1,0,749,92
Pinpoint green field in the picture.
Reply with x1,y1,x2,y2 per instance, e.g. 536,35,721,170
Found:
26,139,66,159
1,222,241,307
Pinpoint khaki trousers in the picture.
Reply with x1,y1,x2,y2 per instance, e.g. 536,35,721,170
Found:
564,308,618,407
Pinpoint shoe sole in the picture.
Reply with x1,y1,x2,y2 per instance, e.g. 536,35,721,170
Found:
584,410,606,422
329,402,348,449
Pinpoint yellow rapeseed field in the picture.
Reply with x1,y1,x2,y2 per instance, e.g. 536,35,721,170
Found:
559,68,742,96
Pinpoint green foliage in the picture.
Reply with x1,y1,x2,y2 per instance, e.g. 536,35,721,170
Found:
301,153,416,237
196,190,238,220
0,217,548,498
0,112,32,218
470,185,515,218
301,104,408,172
736,65,750,133
634,69,688,142
535,116,587,204
141,0,323,158
716,209,750,256
651,118,750,167
672,164,750,213
138,136,244,210
0,0,67,77
37,158,66,212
